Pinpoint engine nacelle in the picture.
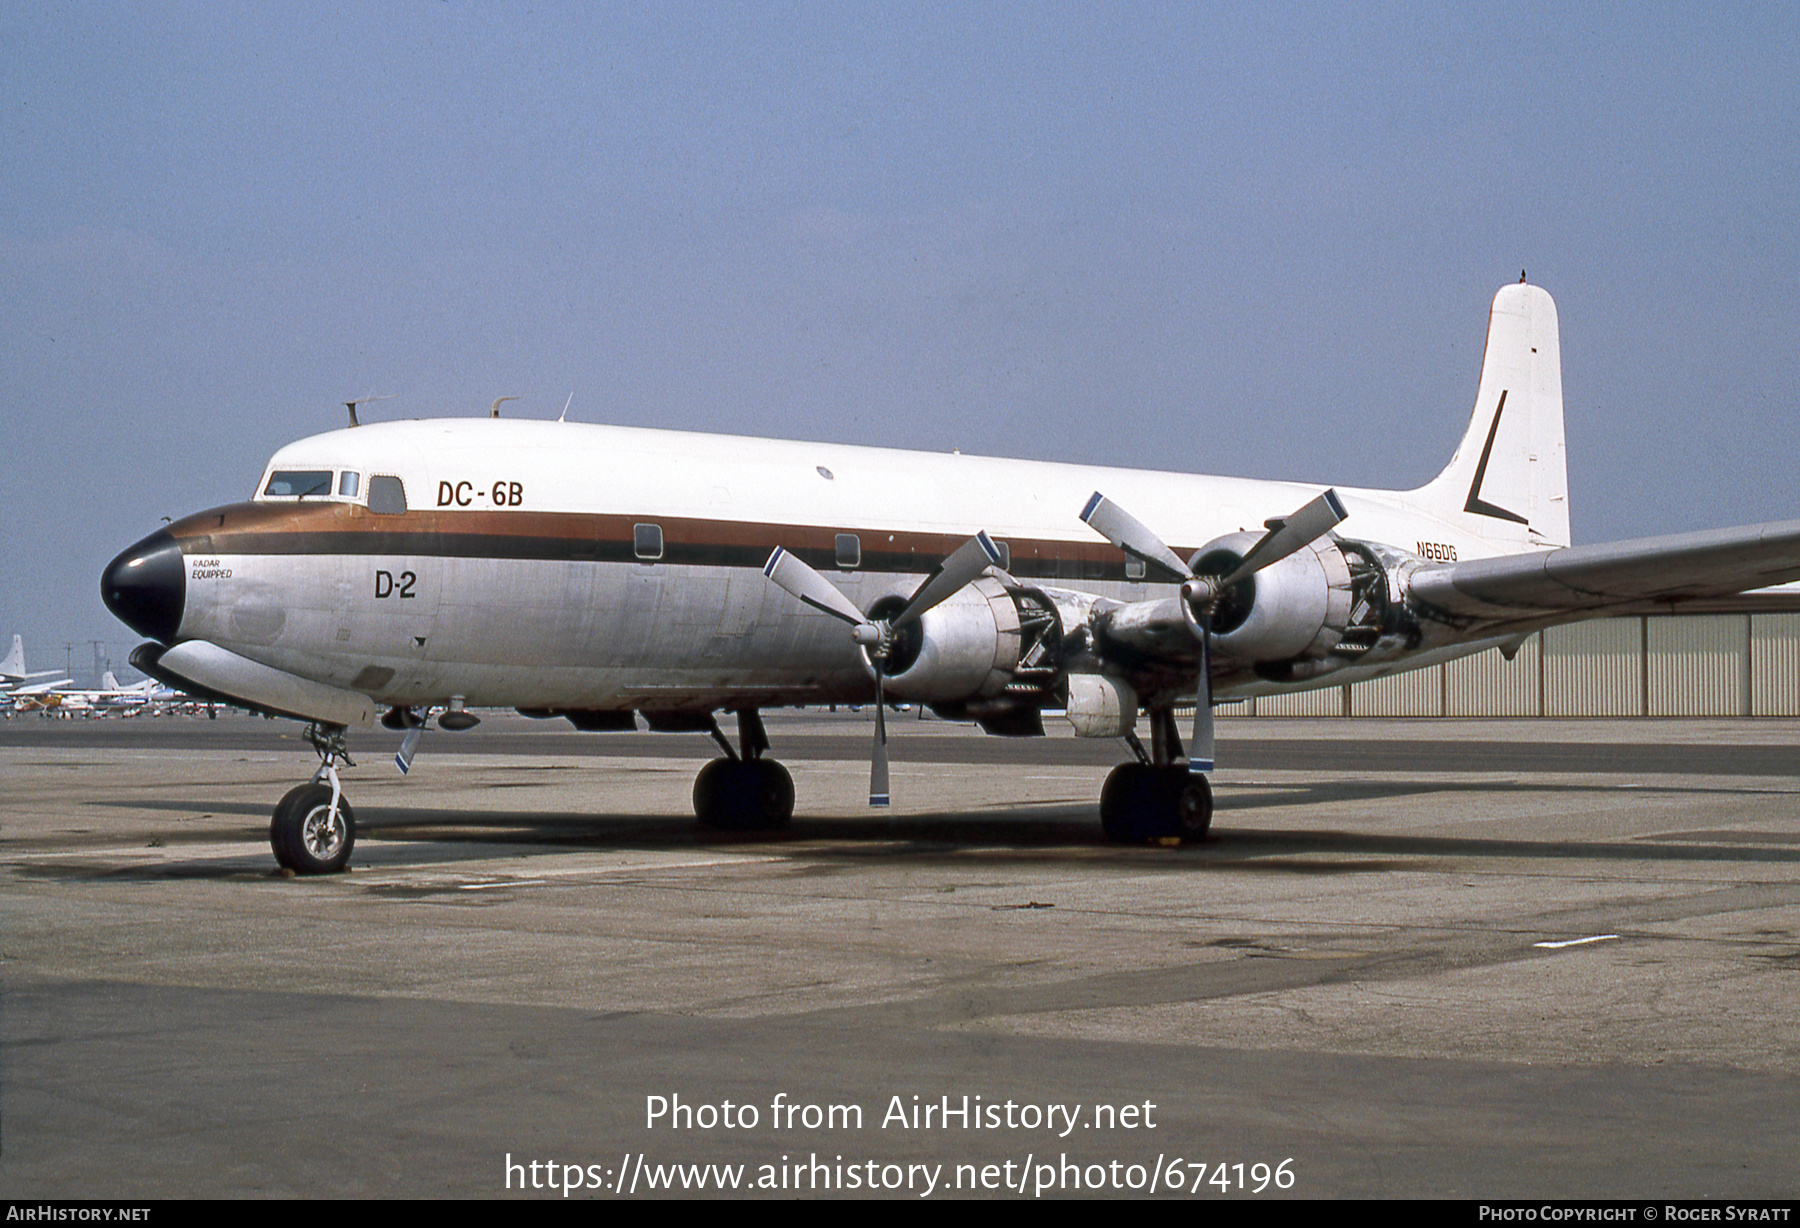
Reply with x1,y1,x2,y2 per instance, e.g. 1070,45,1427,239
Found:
1187,532,1355,664
867,575,1043,703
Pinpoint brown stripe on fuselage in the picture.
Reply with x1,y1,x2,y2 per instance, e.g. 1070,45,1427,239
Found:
164,501,1185,584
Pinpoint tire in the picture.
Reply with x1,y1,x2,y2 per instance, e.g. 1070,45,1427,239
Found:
694,759,794,831
751,760,795,828
692,758,730,821
270,783,356,874
1099,763,1158,843
1167,768,1213,843
1101,764,1212,843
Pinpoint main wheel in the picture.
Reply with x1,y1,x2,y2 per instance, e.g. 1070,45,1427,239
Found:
1100,763,1159,843
694,759,795,831
1100,764,1213,843
692,757,730,821
270,783,357,874
1165,767,1213,843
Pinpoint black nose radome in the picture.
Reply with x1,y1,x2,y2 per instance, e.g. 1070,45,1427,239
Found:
101,531,185,643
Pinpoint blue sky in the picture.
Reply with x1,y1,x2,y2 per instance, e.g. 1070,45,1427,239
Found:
4,3,1796,681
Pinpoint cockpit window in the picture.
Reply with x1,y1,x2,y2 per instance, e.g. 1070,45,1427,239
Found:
368,475,407,515
264,470,334,498
338,471,361,497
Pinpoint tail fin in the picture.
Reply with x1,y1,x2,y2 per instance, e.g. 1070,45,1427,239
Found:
102,671,121,691
1,635,25,680
1409,281,1570,549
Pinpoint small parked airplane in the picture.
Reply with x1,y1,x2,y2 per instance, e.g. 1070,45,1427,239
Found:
46,673,175,712
101,280,1800,873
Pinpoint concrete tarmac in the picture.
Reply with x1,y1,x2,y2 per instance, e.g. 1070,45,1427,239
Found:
4,712,1799,1199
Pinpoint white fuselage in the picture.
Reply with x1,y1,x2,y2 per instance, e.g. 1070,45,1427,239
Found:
151,418,1525,715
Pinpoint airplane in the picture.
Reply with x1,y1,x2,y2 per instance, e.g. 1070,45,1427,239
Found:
1,635,69,690
41,673,177,714
1,637,73,714
2,678,77,715
94,670,180,707
100,280,1800,875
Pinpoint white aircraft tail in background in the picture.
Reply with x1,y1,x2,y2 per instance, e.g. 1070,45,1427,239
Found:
1,634,65,686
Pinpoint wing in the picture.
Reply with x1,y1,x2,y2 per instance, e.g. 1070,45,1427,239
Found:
1408,520,1800,622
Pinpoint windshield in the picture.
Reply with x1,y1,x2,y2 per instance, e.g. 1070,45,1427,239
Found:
263,470,334,498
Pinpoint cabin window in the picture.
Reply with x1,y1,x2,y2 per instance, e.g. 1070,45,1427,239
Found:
338,471,361,498
368,475,407,515
264,470,333,498
835,533,861,568
634,523,663,560
1125,558,1146,580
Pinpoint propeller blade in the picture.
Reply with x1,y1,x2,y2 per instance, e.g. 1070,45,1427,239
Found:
1080,492,1193,583
891,532,1005,628
1218,489,1348,586
763,546,869,627
869,667,890,806
394,722,426,775
1190,613,1215,774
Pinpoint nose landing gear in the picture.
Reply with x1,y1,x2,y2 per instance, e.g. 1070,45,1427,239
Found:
271,723,357,874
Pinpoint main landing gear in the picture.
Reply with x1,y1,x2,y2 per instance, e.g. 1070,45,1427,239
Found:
1099,707,1213,845
270,722,357,874
694,709,795,832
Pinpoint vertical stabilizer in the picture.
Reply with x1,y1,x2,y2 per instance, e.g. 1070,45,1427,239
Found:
1410,282,1570,549
1,635,25,680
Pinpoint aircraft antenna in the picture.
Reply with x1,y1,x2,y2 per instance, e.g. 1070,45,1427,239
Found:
490,396,521,419
344,394,396,428
558,391,574,422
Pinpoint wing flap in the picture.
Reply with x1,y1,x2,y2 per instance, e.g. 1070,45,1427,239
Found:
1410,521,1800,619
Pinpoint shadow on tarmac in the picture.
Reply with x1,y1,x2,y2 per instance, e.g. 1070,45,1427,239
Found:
56,775,1800,881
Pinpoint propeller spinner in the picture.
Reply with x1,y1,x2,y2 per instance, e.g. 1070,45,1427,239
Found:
764,533,1005,805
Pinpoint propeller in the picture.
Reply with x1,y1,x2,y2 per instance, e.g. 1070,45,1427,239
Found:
395,721,426,775
386,705,429,774
764,532,1005,805
1081,488,1348,773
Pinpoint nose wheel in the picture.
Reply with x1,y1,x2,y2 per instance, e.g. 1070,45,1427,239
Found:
271,782,357,873
270,722,358,874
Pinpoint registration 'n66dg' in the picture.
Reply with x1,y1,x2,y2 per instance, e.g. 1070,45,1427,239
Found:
1416,541,1458,562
